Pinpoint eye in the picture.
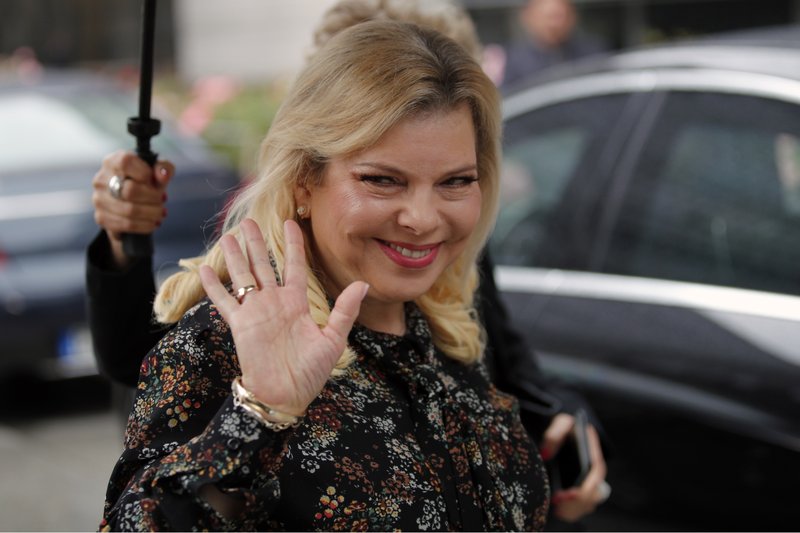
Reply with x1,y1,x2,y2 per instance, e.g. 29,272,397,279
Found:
360,174,402,187
441,176,479,188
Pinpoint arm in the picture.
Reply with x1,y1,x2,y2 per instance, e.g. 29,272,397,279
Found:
86,151,173,386
100,307,291,531
478,251,590,436
86,231,165,386
477,250,611,521
103,219,367,530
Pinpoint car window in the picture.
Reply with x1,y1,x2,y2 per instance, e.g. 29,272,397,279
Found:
491,94,629,266
601,92,800,296
0,87,202,177
0,93,121,173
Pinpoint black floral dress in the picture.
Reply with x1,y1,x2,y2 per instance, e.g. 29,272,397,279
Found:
100,299,550,531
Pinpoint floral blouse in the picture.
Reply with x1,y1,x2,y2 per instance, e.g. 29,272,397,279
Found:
100,299,550,531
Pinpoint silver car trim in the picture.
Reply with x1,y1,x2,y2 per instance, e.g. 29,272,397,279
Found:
503,68,800,119
0,186,221,221
0,190,90,220
495,266,800,323
540,352,800,452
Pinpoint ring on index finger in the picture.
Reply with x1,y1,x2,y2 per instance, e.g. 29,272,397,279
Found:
235,284,258,303
108,175,126,199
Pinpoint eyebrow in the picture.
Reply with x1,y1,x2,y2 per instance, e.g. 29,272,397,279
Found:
352,161,478,177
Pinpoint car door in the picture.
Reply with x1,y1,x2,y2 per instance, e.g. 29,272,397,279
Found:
494,70,800,528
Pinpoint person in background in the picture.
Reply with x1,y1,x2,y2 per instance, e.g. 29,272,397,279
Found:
501,0,606,89
88,0,609,525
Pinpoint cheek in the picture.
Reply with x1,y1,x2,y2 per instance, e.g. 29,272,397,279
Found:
312,188,391,237
456,192,483,234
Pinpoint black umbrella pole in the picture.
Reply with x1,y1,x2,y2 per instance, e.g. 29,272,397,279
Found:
124,0,161,257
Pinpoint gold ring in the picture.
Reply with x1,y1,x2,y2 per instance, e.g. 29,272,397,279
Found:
108,175,125,199
235,284,258,303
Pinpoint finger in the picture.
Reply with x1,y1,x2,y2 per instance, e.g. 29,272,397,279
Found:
112,178,165,205
96,178,165,206
93,202,162,236
579,426,607,499
220,233,258,293
323,282,368,350
241,218,277,289
116,151,156,184
540,413,575,460
200,265,237,316
282,219,308,289
93,191,165,225
153,160,175,187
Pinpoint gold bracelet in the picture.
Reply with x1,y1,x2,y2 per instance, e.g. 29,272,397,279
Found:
231,376,304,431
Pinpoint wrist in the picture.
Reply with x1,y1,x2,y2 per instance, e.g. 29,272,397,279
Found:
240,375,307,418
231,376,306,431
107,232,132,270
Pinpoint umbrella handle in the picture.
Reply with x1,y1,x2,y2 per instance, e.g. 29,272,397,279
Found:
122,117,161,257
123,0,160,259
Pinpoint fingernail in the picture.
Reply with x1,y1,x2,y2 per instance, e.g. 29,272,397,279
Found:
156,220,161,227
362,284,370,299
162,193,168,202
159,166,168,177
551,492,577,505
540,447,552,461
163,208,168,217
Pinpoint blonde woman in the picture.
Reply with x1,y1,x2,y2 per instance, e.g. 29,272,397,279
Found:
100,21,550,531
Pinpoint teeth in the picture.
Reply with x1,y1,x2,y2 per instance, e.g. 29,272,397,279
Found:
387,242,431,259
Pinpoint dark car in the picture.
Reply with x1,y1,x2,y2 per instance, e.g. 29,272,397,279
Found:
492,27,800,530
0,70,239,379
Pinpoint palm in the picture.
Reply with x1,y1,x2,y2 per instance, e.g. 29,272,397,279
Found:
199,218,367,415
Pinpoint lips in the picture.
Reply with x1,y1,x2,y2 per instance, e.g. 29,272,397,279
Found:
378,239,440,268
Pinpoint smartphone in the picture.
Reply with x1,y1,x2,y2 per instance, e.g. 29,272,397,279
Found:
546,408,592,490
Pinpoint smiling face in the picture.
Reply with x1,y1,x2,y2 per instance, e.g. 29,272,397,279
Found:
295,104,481,332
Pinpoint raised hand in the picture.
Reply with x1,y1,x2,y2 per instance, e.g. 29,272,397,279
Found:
199,218,369,417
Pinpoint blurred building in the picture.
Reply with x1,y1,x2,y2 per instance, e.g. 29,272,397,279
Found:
465,0,800,50
1,0,799,80
0,0,175,69
173,0,339,83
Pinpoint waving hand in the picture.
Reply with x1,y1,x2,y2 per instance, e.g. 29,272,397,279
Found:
199,218,368,417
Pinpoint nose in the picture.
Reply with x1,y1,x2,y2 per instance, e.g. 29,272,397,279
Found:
396,190,441,235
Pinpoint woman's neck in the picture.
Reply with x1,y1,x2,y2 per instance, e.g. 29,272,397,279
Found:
356,299,406,336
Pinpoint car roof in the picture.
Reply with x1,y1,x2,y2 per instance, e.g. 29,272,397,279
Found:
0,68,129,95
503,24,800,96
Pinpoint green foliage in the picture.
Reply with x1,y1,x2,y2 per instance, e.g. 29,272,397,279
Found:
154,77,286,175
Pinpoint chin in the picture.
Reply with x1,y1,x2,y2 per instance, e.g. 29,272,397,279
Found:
372,280,436,304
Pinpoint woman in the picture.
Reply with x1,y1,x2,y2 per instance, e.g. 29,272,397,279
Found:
100,21,551,531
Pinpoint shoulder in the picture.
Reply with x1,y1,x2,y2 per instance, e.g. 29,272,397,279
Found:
127,298,238,449
140,297,239,386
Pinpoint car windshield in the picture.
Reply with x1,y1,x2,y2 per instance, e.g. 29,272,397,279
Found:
0,92,128,173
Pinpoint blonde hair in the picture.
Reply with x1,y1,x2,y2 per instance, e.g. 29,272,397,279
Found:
154,21,501,370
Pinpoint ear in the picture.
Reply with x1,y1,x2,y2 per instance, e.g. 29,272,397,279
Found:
293,183,312,211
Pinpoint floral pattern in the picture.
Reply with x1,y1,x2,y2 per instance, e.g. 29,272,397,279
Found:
100,299,549,531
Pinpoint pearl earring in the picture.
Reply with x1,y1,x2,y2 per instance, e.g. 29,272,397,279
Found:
297,205,308,217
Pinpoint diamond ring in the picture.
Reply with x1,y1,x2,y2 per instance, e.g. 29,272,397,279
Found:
235,284,258,303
